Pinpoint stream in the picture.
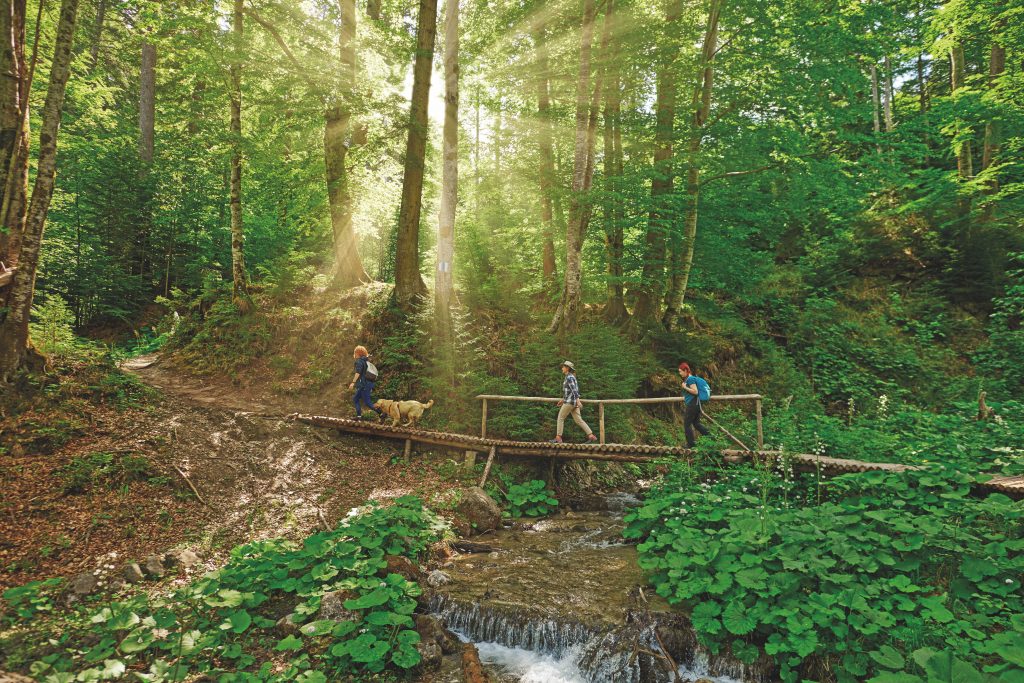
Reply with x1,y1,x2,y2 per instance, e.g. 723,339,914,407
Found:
429,493,769,683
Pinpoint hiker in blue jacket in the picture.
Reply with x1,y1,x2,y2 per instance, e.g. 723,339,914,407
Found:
349,345,383,420
679,361,711,447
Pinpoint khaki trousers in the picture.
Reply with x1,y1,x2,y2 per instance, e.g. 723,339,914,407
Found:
557,403,593,437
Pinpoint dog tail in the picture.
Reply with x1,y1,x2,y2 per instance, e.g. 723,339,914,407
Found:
424,400,434,409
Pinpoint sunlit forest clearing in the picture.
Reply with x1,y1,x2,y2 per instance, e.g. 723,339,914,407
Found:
1,0,1023,680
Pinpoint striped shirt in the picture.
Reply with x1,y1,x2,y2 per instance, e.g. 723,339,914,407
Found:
562,373,580,404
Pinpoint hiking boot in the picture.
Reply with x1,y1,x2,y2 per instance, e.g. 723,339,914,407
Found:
586,434,598,442
549,436,563,444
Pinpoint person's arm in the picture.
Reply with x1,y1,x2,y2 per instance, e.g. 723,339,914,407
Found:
349,359,363,390
682,379,698,396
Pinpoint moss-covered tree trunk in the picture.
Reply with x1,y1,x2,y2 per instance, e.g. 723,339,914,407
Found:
393,0,437,310
435,0,458,343
662,0,721,330
0,0,79,380
0,0,27,264
228,0,250,309
601,0,627,325
549,0,598,339
630,0,682,331
532,12,557,283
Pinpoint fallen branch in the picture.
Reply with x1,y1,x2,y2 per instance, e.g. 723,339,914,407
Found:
172,465,207,506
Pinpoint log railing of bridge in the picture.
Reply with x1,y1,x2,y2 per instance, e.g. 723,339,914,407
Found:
475,393,765,449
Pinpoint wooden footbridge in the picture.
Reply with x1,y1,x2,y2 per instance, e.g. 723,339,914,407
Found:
290,392,1023,497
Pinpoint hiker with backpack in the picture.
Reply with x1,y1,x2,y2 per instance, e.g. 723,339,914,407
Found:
551,361,598,444
349,345,383,420
679,361,712,447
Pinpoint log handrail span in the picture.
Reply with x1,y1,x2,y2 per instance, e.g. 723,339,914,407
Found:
475,393,764,448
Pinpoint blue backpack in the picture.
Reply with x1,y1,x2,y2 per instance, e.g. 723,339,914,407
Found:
691,376,712,402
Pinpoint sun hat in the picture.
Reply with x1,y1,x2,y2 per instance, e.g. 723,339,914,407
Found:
562,360,575,370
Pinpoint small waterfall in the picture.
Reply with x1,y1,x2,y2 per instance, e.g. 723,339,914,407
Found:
431,594,762,683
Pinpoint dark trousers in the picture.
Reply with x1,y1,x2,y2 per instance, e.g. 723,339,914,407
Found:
353,382,379,416
684,399,710,447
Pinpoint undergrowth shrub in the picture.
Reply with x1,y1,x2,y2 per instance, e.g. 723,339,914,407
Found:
1,496,445,682
57,452,154,494
502,480,559,518
625,465,1024,683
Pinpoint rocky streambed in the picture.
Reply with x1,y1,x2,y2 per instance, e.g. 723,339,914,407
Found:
428,494,770,683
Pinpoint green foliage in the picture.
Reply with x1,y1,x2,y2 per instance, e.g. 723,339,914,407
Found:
1,497,443,681
29,294,80,359
503,480,559,518
975,254,1024,396
56,452,155,495
1,578,64,624
625,465,1024,682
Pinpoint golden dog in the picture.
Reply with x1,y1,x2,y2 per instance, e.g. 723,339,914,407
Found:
375,399,434,427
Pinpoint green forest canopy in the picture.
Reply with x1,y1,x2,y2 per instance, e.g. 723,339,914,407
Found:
0,0,1021,379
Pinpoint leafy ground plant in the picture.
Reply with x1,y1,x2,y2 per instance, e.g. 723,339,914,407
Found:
624,465,1024,683
0,496,444,682
503,480,559,518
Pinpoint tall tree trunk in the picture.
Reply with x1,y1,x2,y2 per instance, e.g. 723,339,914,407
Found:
661,0,721,330
532,12,556,282
0,0,25,261
435,0,458,342
228,0,249,308
0,0,20,206
981,42,1005,174
88,0,105,69
869,61,881,152
631,0,682,328
917,52,927,113
950,42,971,180
882,55,894,132
392,0,438,309
137,38,155,280
548,0,600,338
0,0,79,380
139,41,155,164
328,0,370,288
601,0,626,324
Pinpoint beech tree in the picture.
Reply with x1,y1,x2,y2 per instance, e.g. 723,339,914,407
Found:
393,0,438,310
0,0,80,379
435,0,459,341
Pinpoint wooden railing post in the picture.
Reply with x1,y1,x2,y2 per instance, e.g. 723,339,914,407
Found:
481,398,488,438
755,399,764,449
598,402,605,444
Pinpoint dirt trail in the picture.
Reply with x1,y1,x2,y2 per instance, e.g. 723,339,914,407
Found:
119,353,459,533
1,355,458,591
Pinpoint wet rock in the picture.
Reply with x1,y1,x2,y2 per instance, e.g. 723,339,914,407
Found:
414,614,459,655
381,554,423,582
164,549,200,569
461,643,490,683
0,672,36,683
410,618,449,673
142,555,165,579
275,614,301,636
427,570,451,588
68,572,98,595
318,590,360,622
455,487,501,534
122,563,145,583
